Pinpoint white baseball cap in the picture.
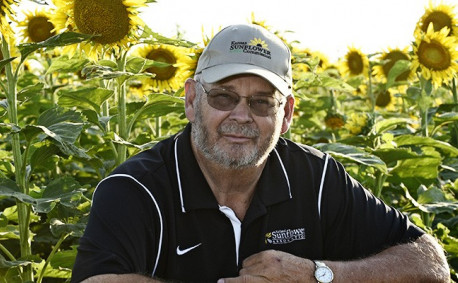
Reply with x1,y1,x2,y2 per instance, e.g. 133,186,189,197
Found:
195,24,292,96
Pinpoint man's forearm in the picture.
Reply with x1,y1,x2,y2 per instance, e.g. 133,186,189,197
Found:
329,234,450,282
220,234,449,282
81,274,163,283
80,234,450,283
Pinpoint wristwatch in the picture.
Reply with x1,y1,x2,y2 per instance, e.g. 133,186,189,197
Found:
314,260,334,283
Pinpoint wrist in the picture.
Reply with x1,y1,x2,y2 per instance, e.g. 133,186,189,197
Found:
313,260,334,283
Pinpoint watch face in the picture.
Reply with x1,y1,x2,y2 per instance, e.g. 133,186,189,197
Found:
315,266,333,282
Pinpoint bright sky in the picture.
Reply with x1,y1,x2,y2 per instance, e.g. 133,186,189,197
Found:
19,0,456,61
141,0,456,61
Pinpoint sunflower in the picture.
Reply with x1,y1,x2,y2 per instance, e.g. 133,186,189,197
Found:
17,9,56,43
373,47,415,83
132,44,196,93
345,112,369,135
411,24,458,87
339,46,369,77
250,12,270,30
415,2,457,37
325,112,346,130
374,89,402,111
0,0,17,43
128,79,150,98
51,0,146,59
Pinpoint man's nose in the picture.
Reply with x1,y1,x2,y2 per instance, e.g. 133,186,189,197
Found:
228,97,254,123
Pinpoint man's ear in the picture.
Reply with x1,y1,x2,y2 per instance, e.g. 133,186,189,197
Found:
281,95,295,134
184,78,197,122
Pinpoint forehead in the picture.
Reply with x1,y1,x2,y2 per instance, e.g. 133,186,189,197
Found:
212,74,279,95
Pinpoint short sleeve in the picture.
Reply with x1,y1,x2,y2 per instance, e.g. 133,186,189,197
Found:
71,176,161,282
320,158,424,260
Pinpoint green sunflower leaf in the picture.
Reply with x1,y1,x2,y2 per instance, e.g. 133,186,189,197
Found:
46,56,90,74
389,157,441,188
0,57,15,72
394,135,458,157
20,107,89,159
372,148,421,165
374,117,412,133
129,93,184,127
50,219,86,238
0,178,38,206
386,60,410,89
139,25,196,48
314,143,387,173
0,254,31,269
434,112,458,124
57,86,114,112
17,82,44,101
18,32,95,60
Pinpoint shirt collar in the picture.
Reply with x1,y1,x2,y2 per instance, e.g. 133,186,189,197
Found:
175,123,292,213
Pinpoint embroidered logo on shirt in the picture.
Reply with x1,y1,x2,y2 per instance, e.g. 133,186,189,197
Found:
176,243,202,255
265,228,306,244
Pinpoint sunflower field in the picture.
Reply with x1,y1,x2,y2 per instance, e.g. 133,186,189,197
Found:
0,0,457,282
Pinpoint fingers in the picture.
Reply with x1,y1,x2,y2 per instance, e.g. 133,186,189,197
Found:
220,250,314,283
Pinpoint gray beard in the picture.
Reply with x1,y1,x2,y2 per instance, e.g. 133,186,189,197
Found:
191,102,281,169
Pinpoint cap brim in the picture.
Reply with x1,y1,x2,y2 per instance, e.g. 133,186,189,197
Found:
201,63,291,96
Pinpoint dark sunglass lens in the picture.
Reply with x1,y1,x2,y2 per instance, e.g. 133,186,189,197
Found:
207,90,238,111
250,96,276,116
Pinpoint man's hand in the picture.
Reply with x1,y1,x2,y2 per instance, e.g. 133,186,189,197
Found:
218,250,315,283
218,234,449,283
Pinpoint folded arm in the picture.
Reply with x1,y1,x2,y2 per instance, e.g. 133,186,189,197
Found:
220,234,450,282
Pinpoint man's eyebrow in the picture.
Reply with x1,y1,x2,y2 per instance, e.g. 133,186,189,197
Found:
215,84,277,96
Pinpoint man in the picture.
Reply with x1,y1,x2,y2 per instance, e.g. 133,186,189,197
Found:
72,24,449,282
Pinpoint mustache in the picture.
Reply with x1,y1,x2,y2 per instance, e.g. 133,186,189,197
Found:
218,123,260,138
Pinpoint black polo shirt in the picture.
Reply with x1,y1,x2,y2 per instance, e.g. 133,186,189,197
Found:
71,123,423,282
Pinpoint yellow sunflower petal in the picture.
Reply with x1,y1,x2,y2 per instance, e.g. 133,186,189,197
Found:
373,46,415,84
50,0,146,60
339,46,369,78
415,1,457,37
412,23,458,88
17,8,56,43
131,44,196,93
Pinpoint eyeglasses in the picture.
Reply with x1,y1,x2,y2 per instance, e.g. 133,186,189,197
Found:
197,81,284,117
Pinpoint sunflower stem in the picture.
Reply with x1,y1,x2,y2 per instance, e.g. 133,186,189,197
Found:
374,171,388,199
0,242,16,261
36,233,69,283
417,75,430,137
155,117,161,138
452,78,458,146
368,62,375,113
116,52,129,165
1,36,33,282
422,108,429,137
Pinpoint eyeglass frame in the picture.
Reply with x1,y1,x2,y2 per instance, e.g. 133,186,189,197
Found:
195,80,285,117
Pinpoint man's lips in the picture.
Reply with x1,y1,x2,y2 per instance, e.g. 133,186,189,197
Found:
222,133,255,142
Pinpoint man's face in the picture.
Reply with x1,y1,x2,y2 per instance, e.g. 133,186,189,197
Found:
189,75,286,169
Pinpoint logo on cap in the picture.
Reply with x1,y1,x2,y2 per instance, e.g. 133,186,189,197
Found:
229,37,271,59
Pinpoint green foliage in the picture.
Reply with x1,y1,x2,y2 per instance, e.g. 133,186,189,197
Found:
0,7,456,283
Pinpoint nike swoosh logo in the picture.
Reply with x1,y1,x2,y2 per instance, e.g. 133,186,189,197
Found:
176,243,202,255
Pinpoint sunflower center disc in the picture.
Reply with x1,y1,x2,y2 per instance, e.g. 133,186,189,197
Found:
347,52,364,75
146,49,178,80
376,90,391,107
422,11,453,35
418,40,451,71
28,16,55,42
74,0,130,44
